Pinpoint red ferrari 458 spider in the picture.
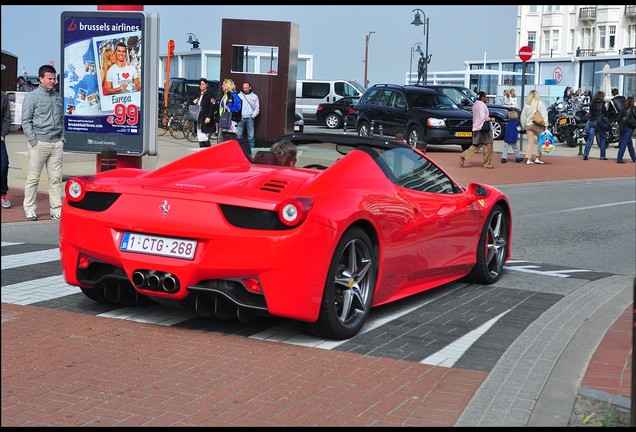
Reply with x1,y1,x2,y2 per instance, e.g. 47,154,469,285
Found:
60,133,512,340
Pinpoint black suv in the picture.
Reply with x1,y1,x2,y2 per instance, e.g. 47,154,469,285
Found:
165,77,220,115
354,84,474,150
423,85,520,141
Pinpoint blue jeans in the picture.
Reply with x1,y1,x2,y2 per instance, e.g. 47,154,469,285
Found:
236,117,255,148
617,126,636,162
583,120,607,158
1,139,9,195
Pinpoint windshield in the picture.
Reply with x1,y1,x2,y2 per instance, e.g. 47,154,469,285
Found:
349,80,366,95
461,87,479,103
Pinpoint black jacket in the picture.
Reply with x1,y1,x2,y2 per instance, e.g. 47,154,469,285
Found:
588,99,607,122
197,89,217,134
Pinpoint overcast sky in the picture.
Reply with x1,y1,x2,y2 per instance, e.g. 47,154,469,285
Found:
2,5,518,85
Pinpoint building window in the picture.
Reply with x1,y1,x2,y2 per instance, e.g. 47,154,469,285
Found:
552,29,560,51
609,26,616,50
528,5,537,13
569,29,575,52
528,31,536,51
599,26,606,50
543,30,550,52
582,27,594,50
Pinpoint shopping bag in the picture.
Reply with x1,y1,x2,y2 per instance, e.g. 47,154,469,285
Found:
186,104,200,122
219,110,232,129
539,130,556,154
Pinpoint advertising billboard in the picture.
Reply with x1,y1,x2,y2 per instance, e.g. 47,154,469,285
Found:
61,11,155,156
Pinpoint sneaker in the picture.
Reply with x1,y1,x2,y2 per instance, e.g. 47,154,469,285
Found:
25,211,38,221
526,159,534,165
500,158,507,164
1,194,10,208
50,213,60,221
534,159,545,165
515,158,524,163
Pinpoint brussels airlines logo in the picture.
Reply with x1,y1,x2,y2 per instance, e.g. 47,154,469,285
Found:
67,19,77,31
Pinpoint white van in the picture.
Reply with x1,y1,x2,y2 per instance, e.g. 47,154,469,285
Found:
296,79,366,122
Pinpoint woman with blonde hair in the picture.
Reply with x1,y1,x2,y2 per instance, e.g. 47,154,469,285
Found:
520,90,549,165
100,47,115,92
218,78,242,142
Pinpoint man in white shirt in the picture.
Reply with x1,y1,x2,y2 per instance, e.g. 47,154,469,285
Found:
237,82,260,148
104,42,140,95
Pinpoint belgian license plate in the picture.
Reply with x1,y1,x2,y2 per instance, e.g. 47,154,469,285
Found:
120,232,197,260
455,131,472,137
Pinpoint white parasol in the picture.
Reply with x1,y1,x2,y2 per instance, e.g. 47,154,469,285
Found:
595,64,636,76
599,64,612,100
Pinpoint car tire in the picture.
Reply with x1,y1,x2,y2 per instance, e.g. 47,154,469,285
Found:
407,125,424,147
564,126,577,147
468,204,509,285
357,121,371,137
325,113,342,129
312,227,377,340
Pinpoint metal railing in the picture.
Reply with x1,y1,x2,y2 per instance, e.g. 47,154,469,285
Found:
579,7,597,20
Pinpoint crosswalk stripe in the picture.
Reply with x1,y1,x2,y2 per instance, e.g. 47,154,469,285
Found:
1,248,60,270
1,275,80,305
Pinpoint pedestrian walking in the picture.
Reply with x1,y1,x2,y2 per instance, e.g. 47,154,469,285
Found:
519,90,548,165
1,91,12,208
616,96,636,164
459,91,495,169
217,78,241,142
582,91,609,161
501,110,524,163
192,78,216,148
20,64,65,221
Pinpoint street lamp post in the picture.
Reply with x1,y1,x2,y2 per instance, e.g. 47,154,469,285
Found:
409,42,422,85
411,8,430,85
364,31,375,88
186,32,200,50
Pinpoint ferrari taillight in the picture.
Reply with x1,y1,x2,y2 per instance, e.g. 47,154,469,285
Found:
65,177,87,202
277,197,314,227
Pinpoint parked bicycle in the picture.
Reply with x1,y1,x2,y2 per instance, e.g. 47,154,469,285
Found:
167,101,192,140
158,105,170,137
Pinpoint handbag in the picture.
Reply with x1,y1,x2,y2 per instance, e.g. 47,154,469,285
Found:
219,110,232,129
480,121,491,132
186,104,200,122
596,116,609,130
532,109,545,127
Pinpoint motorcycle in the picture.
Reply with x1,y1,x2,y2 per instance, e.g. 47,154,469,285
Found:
562,103,589,148
546,97,566,142
590,119,620,148
547,97,589,147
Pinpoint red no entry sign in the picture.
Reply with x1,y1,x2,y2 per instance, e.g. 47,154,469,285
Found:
519,45,532,62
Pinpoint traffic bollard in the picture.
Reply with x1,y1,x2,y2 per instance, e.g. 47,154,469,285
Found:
100,147,117,172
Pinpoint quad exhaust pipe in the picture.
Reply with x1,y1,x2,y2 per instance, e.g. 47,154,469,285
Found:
132,270,179,293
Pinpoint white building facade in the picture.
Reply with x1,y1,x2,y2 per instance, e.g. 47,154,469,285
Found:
427,5,635,104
